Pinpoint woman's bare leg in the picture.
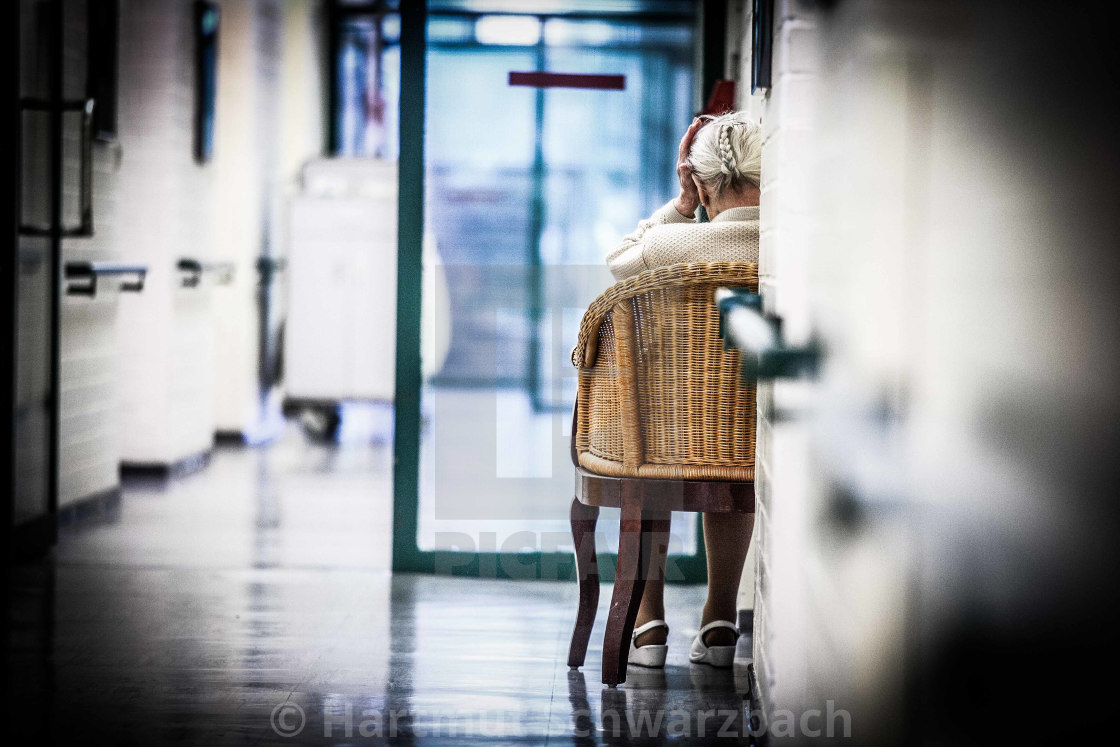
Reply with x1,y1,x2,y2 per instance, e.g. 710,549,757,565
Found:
701,512,755,646
633,515,671,646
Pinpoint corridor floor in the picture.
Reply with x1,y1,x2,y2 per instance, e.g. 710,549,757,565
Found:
6,424,752,744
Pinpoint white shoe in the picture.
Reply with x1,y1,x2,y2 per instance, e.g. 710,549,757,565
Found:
689,620,739,668
628,620,669,668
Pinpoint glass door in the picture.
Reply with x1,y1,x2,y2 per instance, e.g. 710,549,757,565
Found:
390,1,705,580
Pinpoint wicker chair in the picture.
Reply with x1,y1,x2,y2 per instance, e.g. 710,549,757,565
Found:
567,262,758,687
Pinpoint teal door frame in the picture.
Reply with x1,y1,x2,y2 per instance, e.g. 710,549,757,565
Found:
390,1,708,582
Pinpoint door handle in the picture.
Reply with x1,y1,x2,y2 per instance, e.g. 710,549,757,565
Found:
18,98,96,238
178,258,203,288
64,262,147,297
178,258,236,287
716,288,822,379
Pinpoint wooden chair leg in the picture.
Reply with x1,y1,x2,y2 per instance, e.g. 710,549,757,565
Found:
601,483,651,687
568,497,600,668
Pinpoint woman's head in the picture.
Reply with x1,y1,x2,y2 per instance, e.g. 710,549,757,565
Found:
688,111,762,203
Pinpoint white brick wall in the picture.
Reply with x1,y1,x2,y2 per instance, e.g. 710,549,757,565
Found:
740,0,823,726
211,0,271,436
747,3,923,735
97,0,326,461
58,0,216,492
212,0,325,437
116,0,219,466
53,0,325,487
741,0,1120,739
59,0,126,506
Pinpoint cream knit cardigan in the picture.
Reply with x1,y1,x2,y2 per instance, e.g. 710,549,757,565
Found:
606,199,760,281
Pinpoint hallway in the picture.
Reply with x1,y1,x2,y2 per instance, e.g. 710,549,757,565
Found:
6,0,1119,742
7,426,749,743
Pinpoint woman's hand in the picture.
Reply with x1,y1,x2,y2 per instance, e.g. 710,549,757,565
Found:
673,117,704,218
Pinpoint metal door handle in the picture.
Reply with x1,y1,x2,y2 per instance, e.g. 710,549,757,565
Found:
178,258,236,287
178,258,203,288
64,261,147,297
716,288,822,379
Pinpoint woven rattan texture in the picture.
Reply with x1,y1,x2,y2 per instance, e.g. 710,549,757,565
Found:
573,262,758,481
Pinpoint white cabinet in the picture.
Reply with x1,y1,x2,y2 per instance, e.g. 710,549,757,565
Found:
285,158,450,405
286,196,397,400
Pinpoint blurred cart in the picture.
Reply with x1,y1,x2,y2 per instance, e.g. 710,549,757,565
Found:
284,158,449,437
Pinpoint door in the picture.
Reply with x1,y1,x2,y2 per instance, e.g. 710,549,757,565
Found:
7,0,98,557
383,4,705,577
8,0,62,557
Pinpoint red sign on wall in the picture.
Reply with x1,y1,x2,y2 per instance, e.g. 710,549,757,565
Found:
508,72,626,91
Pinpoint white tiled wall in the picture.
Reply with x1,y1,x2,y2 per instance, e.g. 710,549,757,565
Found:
115,0,218,467
59,0,126,507
739,0,1120,739
736,0,823,726
211,0,271,438
57,0,325,481
212,0,325,439
59,292,121,507
745,1,920,734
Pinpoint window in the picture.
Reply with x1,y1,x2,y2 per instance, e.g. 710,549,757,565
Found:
331,4,401,158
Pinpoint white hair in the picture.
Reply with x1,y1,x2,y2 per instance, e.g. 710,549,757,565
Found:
688,111,762,195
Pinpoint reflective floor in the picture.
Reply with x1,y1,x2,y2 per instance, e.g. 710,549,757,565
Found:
7,424,751,743
417,389,698,558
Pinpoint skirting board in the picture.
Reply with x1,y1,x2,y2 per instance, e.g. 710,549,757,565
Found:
735,608,756,696
57,487,122,527
214,421,283,447
746,663,768,744
214,430,252,446
120,449,212,480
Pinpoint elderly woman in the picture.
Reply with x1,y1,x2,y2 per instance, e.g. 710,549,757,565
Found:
605,111,761,669
607,111,761,280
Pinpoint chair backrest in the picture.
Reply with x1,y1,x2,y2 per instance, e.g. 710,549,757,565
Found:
573,262,758,481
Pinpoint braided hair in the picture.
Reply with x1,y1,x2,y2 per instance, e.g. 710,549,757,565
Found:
717,122,741,178
688,111,762,196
